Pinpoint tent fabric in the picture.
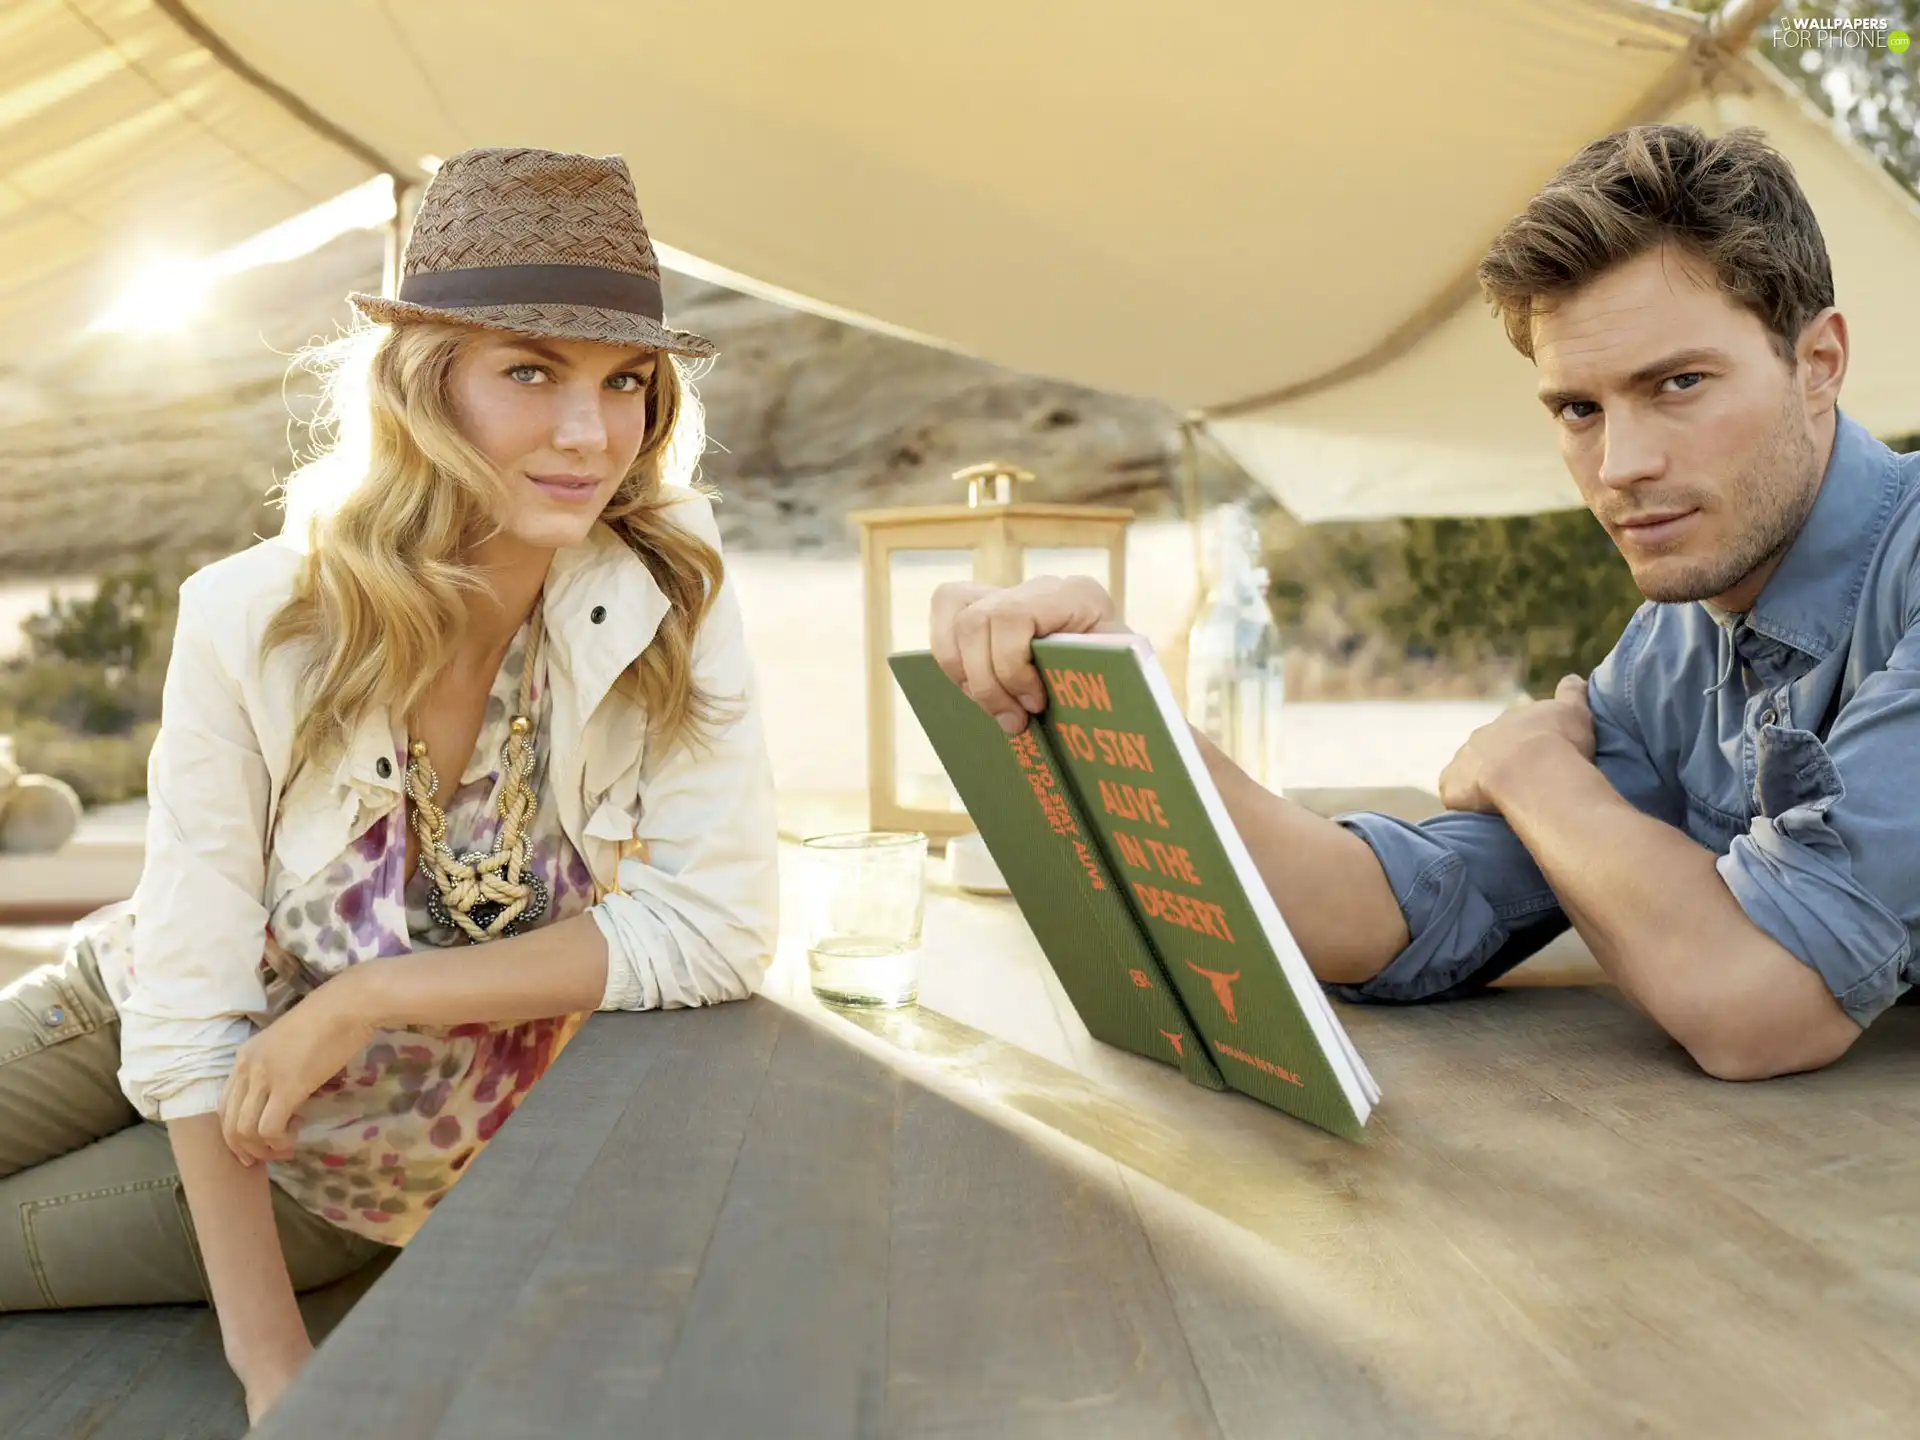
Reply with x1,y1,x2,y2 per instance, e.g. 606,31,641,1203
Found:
1207,55,1920,520
0,0,388,340
4,1,1915,519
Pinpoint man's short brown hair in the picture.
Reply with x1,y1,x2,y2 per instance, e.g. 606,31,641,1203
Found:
1477,123,1834,363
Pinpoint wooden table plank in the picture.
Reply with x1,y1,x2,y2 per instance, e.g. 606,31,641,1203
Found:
431,1002,895,1438
261,1000,904,1439
252,1008,713,1439
0,1308,194,1438
830,997,1459,1437
0,1250,391,1439
57,1311,251,1440
885,1081,1222,1439
412,997,786,1433
1117,1172,1448,1440
1326,993,1920,1436
814,980,1920,1437
590,1006,893,1438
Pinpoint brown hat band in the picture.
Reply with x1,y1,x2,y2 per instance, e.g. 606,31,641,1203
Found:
397,263,664,319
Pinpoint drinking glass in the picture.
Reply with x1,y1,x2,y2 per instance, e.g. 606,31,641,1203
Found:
800,831,928,1008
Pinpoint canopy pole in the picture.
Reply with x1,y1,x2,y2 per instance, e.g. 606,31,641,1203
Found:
1179,416,1206,588
382,177,424,299
1707,0,1777,49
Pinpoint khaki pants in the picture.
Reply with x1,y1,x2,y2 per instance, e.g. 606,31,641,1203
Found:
0,937,389,1311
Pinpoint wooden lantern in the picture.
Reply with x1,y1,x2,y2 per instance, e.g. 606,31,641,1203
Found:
849,462,1134,844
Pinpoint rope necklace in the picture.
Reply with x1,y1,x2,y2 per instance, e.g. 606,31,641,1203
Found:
404,605,551,942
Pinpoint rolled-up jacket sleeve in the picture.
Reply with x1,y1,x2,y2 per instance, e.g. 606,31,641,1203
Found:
1717,623,1920,1026
121,579,274,1121
589,561,780,1011
1331,608,1680,1004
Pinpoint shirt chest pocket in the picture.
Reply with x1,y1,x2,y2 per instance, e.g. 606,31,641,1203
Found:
1753,722,1844,825
266,774,391,909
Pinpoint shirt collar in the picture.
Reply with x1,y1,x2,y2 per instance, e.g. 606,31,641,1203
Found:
329,520,670,800
543,519,670,628
540,518,672,710
1733,410,1903,662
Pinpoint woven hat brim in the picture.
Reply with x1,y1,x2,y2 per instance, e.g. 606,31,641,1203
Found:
346,293,717,358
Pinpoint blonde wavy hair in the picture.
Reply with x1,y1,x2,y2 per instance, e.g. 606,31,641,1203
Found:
264,321,730,779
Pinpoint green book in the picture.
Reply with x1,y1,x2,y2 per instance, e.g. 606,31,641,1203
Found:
890,635,1379,1139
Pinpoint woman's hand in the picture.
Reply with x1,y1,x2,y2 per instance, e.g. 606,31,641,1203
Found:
220,979,377,1165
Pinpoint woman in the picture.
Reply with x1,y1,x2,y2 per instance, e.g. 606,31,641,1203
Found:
0,147,778,1422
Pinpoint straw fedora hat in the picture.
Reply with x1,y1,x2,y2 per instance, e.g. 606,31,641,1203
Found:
349,147,715,358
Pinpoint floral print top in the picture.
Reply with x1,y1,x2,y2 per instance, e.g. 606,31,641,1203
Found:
90,616,597,1246
265,615,599,1244
261,616,600,1244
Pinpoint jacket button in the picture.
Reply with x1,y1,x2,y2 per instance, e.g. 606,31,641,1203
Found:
1759,709,1777,728
376,756,393,778
591,605,607,624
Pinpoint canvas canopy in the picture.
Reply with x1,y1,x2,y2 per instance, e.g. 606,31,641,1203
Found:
5,0,1916,519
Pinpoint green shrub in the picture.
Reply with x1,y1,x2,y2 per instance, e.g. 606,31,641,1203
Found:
0,560,184,804
1260,507,1641,698
19,564,175,677
1380,511,1645,697
9,719,160,808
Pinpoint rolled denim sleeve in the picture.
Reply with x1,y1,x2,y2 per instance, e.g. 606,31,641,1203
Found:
1327,810,1564,1003
1716,624,1920,1026
1332,608,1680,1005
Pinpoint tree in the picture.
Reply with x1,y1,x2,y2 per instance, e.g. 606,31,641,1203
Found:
4,561,179,737
1380,513,1646,697
20,563,173,680
1756,1,1919,195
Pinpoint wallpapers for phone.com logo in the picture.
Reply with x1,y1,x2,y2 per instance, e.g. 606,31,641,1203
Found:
1771,16,1911,52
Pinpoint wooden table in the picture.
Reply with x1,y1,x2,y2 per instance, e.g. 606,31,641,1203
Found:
256,845,1920,1439
0,1258,389,1438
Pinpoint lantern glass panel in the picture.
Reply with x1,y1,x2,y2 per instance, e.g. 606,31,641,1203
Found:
1020,546,1112,592
888,548,974,814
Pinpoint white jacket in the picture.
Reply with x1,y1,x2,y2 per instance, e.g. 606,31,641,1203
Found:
113,488,780,1120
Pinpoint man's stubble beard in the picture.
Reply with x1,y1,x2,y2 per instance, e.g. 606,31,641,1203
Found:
1630,393,1819,606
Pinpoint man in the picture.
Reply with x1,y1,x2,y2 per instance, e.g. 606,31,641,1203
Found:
930,124,1920,1082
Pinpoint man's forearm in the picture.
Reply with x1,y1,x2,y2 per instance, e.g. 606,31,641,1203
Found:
1192,728,1408,985
1485,739,1858,1078
169,1114,310,1379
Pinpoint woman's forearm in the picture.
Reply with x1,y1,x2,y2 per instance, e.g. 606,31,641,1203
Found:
168,1114,311,1380
341,910,610,1029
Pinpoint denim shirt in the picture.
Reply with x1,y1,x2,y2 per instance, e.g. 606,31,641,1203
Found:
1337,413,1920,1028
